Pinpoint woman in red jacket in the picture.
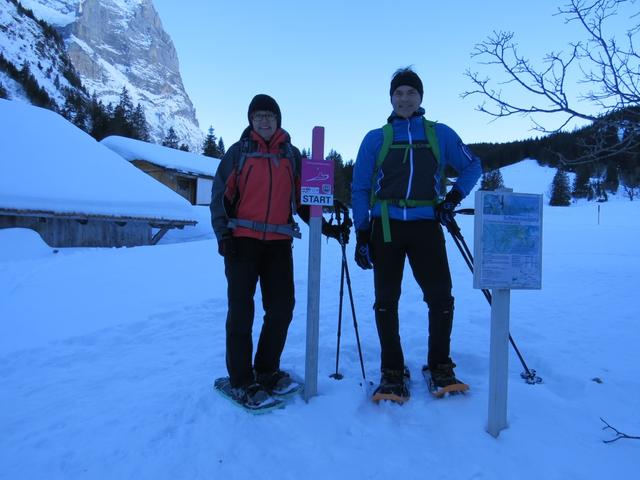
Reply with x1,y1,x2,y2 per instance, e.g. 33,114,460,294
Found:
211,94,347,410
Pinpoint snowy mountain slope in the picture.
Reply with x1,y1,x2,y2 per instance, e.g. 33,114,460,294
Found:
65,0,202,149
1,0,203,150
0,0,83,107
18,0,78,26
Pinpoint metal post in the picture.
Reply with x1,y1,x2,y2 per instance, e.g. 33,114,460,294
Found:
487,288,510,437
303,127,324,402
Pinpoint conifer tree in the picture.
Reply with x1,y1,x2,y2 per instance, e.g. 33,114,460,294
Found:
480,169,505,191
88,94,110,140
572,165,593,199
217,138,225,156
179,144,190,152
327,149,352,205
0,82,7,99
620,162,640,201
202,126,219,157
61,90,86,129
18,61,54,109
162,127,180,149
112,87,134,137
549,169,572,206
603,161,620,194
18,61,30,83
131,104,150,142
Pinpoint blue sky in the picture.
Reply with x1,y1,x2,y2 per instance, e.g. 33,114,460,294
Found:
151,0,617,159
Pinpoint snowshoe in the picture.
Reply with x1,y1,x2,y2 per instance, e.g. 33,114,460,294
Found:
214,377,284,414
255,370,303,397
372,366,411,404
422,363,469,398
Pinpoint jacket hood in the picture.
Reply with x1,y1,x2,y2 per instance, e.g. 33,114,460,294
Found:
240,126,291,148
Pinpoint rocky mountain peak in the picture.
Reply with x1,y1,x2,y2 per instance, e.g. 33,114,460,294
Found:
18,0,203,150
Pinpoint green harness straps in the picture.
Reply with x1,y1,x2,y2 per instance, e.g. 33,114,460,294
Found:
371,118,445,242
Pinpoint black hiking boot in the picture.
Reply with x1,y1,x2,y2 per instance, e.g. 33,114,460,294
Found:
429,362,459,388
372,366,410,404
255,370,301,396
423,362,469,397
230,382,277,409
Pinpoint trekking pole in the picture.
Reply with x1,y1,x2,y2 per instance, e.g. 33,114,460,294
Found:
340,233,367,382
330,237,346,380
329,202,368,382
446,210,542,385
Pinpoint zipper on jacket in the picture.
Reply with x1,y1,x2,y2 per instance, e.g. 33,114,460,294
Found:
404,119,414,221
263,156,273,240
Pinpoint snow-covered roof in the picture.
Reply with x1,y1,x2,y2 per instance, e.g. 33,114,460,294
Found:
100,135,219,178
0,99,196,223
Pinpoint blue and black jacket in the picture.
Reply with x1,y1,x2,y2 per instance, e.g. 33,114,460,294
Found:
352,108,482,232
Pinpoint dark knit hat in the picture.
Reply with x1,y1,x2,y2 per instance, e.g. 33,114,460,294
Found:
389,68,423,99
247,94,281,128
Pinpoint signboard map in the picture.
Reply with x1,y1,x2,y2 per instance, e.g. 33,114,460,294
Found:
301,158,334,206
473,190,543,290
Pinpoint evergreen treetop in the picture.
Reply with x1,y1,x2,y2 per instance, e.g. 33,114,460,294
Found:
162,127,180,149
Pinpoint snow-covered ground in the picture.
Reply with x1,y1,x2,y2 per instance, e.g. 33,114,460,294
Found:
1,159,639,479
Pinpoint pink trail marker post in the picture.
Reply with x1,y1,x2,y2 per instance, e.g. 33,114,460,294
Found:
301,126,334,402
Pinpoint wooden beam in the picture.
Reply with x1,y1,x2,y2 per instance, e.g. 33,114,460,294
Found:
151,227,170,245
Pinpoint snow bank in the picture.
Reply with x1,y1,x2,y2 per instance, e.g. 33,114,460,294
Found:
0,228,55,262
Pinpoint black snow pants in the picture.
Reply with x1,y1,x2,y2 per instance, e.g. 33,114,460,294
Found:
370,218,454,371
224,237,295,387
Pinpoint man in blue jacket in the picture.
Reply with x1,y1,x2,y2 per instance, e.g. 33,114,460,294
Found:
352,67,482,403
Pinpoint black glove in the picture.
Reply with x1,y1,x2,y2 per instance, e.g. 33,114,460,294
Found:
354,230,373,270
217,234,236,258
435,188,463,230
322,218,352,244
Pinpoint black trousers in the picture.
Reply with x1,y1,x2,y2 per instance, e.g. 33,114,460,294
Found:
224,237,295,387
370,219,454,371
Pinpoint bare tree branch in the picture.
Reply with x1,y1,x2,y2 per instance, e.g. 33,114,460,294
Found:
601,417,640,443
463,0,640,164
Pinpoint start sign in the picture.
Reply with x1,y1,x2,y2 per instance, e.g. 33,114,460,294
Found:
301,158,334,206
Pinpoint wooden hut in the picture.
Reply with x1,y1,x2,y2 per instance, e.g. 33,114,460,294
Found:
0,100,197,247
101,136,220,205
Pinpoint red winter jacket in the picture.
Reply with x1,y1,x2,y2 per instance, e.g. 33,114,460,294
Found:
211,127,302,241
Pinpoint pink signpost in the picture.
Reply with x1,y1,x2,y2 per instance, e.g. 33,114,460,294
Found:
302,126,334,402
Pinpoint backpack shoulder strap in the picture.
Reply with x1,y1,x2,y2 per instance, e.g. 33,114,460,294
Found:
236,138,252,174
282,142,299,213
282,142,297,176
423,119,447,196
376,123,394,169
423,119,440,163
370,123,393,206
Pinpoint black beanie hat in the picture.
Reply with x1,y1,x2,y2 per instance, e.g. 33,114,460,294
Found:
389,69,423,99
248,94,281,128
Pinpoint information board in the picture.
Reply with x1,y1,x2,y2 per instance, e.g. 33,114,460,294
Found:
473,190,543,290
